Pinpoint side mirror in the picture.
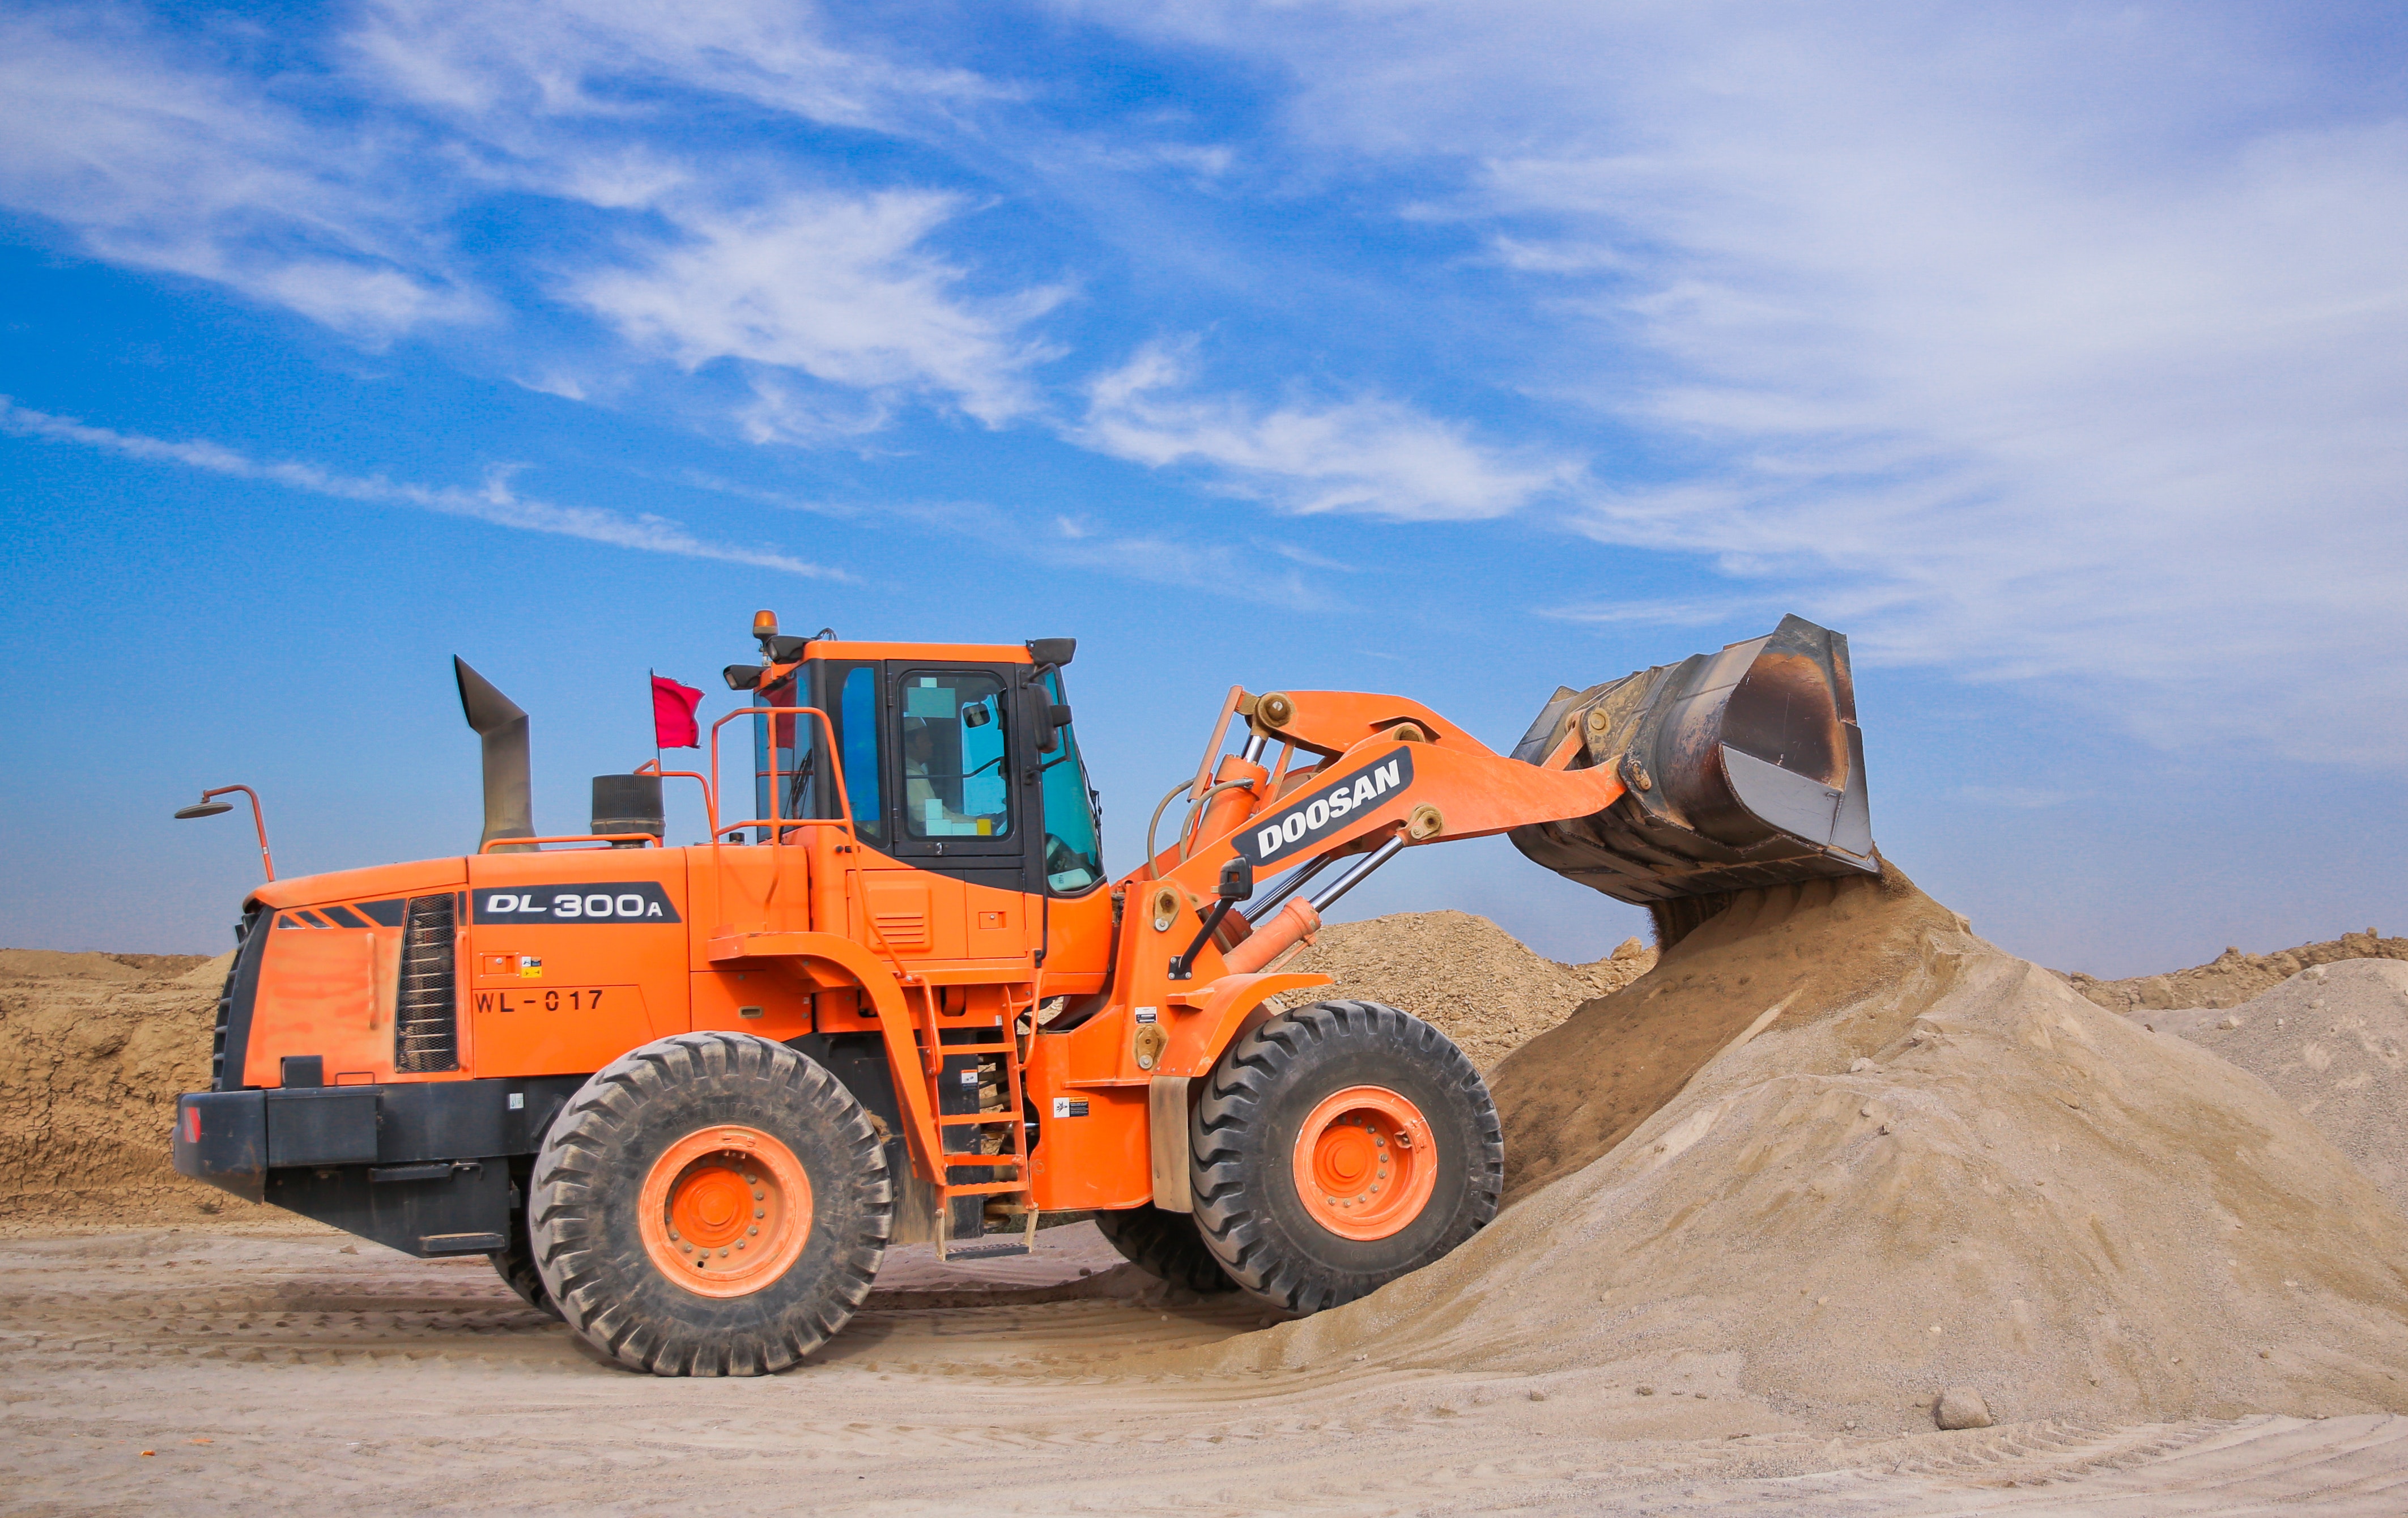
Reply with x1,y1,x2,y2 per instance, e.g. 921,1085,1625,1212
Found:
1049,703,1073,729
1026,637,1076,667
1218,856,1254,901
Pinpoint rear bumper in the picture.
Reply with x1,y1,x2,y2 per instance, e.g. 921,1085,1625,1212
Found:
172,1076,588,1255
173,1090,271,1203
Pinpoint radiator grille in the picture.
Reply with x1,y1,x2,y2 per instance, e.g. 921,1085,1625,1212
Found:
394,893,461,1073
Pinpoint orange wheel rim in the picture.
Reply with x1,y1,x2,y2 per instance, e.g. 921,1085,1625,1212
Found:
1291,1085,1438,1241
639,1124,813,1299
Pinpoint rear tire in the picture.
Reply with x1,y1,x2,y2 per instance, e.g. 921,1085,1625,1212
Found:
529,1031,892,1376
1094,1205,1239,1293
1190,1000,1501,1315
491,1202,561,1319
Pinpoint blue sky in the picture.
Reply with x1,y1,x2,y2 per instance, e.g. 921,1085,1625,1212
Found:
4,1,2405,973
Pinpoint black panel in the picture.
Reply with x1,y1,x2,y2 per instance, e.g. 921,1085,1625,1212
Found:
788,1033,903,1136
788,1032,919,1226
266,1089,380,1166
173,1090,267,1201
213,907,272,1090
177,1077,595,1231
368,1075,587,1162
370,1162,455,1184
352,898,406,928
266,1161,512,1258
280,1055,326,1088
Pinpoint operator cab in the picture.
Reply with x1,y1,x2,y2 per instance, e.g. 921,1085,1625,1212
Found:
732,624,1104,896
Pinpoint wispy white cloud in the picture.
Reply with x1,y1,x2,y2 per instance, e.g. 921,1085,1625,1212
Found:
573,192,1062,431
686,482,1338,607
346,0,998,138
0,397,844,578
1538,593,1776,629
0,9,477,339
0,4,1060,438
1071,2,2408,760
1076,341,1578,521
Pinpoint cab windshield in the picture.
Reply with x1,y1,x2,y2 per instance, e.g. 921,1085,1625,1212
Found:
1038,670,1103,893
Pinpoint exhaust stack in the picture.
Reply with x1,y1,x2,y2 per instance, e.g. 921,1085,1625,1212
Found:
454,657,533,853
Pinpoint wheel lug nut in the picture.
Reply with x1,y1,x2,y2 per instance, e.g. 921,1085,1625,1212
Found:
755,1209,765,1219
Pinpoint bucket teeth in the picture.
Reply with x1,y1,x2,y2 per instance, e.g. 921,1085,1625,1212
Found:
1509,614,1877,911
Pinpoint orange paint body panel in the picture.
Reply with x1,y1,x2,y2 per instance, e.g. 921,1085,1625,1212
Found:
460,850,693,1075
244,929,395,1087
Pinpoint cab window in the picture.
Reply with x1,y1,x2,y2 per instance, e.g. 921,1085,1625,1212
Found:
752,674,814,841
832,664,886,845
899,673,1012,840
1037,670,1103,893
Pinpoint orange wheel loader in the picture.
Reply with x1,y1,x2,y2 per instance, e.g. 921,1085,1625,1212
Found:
172,612,1877,1375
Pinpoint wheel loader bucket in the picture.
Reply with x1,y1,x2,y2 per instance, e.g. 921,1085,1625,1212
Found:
1507,615,1876,925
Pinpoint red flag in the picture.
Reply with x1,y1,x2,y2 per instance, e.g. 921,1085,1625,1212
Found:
651,675,704,749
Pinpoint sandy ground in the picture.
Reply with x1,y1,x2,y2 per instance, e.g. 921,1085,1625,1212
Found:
3,1221,2403,1516
12,913,2408,1513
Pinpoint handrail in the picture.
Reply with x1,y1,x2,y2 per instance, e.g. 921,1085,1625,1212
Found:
479,834,660,853
633,762,720,837
708,705,856,912
705,706,945,1073
708,707,855,837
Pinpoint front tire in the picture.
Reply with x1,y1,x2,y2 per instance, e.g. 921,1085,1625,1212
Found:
1190,1001,1501,1315
1094,1205,1239,1293
529,1031,892,1376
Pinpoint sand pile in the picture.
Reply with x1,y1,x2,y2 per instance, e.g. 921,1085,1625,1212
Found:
1220,866,2408,1429
0,947,257,1224
2146,960,2408,1216
1293,909,1655,1071
2064,929,2407,1013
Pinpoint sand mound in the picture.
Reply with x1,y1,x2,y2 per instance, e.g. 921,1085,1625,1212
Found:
2065,929,2408,1013
0,951,262,1224
1490,869,1959,1204
2147,960,2408,1215
1218,866,2408,1429
0,949,211,983
1292,909,1655,1071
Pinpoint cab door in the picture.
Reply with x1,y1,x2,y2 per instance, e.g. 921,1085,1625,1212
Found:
880,665,1036,963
